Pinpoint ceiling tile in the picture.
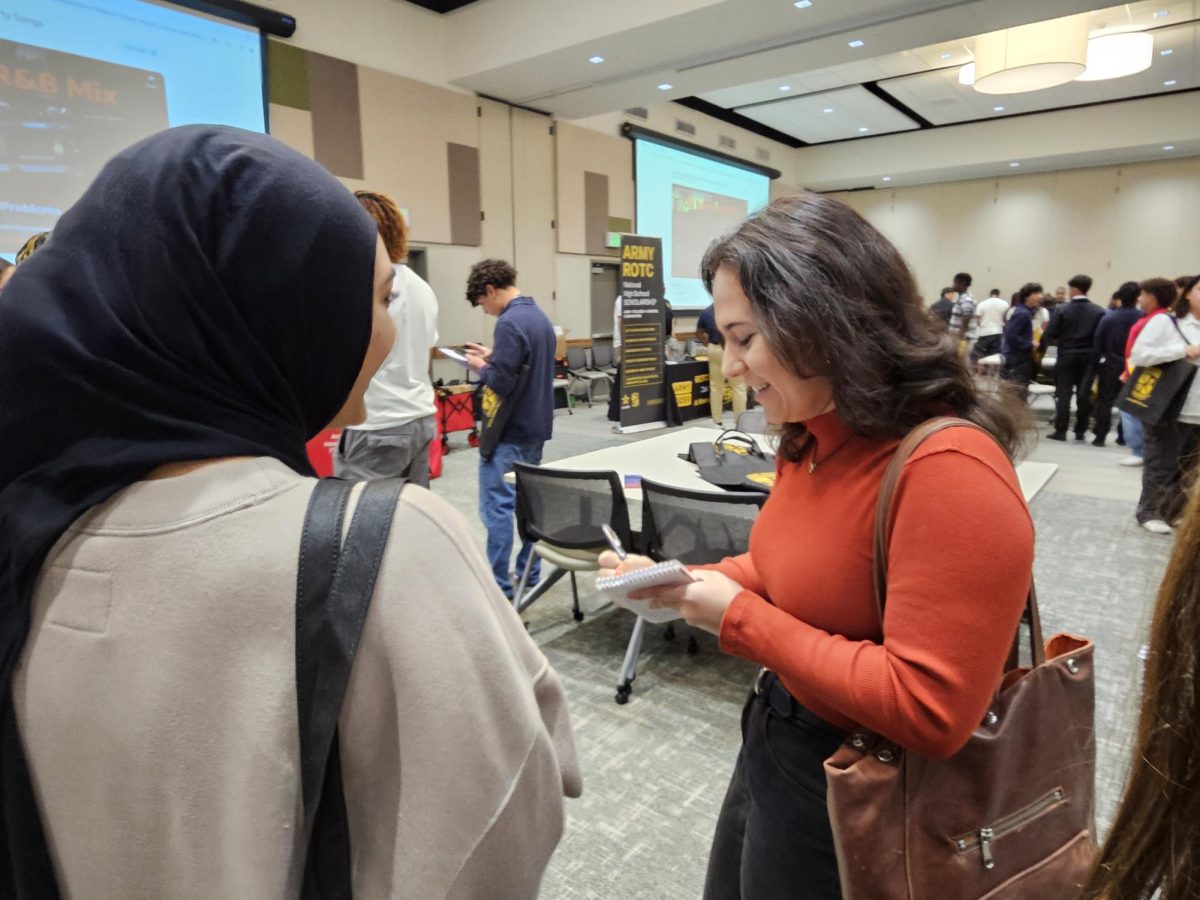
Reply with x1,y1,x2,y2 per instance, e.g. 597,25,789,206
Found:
734,86,921,143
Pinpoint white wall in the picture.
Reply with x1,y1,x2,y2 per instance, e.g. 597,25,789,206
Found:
256,0,450,85
826,157,1200,304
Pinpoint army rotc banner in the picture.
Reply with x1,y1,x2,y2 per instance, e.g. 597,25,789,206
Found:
617,234,668,433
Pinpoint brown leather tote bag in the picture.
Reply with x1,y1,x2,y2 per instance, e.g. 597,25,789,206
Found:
824,418,1097,900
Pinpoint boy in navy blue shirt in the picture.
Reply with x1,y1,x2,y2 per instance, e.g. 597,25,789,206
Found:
464,259,556,598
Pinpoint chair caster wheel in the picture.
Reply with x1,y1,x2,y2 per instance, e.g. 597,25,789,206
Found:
615,692,629,704
573,611,584,622
615,681,632,704
687,636,700,655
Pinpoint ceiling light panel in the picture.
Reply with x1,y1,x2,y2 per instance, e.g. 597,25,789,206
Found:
698,70,848,108
1076,31,1153,81
879,21,1198,127
734,85,920,143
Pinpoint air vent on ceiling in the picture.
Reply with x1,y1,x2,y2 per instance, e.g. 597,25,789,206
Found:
718,135,736,150
755,147,771,162
675,119,696,136
623,106,649,120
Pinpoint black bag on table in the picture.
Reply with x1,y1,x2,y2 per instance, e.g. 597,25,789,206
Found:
476,363,531,461
683,429,775,493
1117,318,1197,427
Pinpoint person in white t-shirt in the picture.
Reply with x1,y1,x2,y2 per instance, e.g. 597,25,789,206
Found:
970,288,1008,365
335,192,440,487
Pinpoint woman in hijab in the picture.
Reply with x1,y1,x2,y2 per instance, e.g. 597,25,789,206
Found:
0,126,578,899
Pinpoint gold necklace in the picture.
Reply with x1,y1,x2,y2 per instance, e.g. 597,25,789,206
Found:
806,433,856,474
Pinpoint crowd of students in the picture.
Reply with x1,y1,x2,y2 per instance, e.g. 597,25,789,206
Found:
0,126,1198,898
935,271,1200,536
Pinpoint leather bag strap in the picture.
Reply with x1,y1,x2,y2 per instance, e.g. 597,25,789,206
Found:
296,478,404,899
872,418,1043,667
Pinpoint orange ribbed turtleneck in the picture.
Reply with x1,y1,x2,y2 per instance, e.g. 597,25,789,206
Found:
711,411,1033,759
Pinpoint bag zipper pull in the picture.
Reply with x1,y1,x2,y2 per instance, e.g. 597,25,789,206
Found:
979,828,995,870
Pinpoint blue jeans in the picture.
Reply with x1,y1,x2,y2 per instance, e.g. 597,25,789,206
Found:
1120,411,1144,457
479,441,543,597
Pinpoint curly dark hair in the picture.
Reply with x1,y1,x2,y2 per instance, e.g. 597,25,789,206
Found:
354,191,407,263
465,258,517,306
1017,282,1043,304
700,193,1026,461
1174,274,1199,319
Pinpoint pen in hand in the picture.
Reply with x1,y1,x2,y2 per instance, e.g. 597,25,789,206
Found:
601,524,627,562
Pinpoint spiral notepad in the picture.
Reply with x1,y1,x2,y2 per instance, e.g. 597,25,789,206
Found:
596,561,695,624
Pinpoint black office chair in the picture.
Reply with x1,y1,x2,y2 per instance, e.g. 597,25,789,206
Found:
615,479,765,704
736,409,767,434
512,463,634,622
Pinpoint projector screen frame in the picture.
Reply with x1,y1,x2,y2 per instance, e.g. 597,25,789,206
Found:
160,0,289,132
622,123,782,182
625,123,778,311
164,0,296,37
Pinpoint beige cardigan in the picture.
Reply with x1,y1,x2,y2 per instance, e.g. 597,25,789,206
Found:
14,458,580,899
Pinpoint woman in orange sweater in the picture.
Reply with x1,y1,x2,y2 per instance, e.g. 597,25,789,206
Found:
601,194,1033,899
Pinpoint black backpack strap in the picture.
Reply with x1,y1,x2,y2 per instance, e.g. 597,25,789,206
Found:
296,478,404,899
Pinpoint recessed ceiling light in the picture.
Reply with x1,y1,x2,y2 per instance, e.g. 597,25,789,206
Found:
793,0,813,7
779,85,792,92
1164,79,1178,86
1163,144,1175,151
993,105,1005,112
858,126,869,133
940,52,952,60
588,56,605,64
657,83,673,91
1009,162,1020,167
848,39,865,48
823,107,834,113
882,176,892,181
1160,49,1174,56
1153,9,1169,18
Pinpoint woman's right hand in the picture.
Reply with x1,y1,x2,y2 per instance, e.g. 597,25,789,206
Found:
1185,344,1200,360
597,551,655,579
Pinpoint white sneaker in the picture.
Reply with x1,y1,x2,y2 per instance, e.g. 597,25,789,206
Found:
1141,519,1173,534
1118,456,1144,467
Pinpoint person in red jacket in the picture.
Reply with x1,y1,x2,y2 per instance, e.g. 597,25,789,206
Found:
601,194,1032,900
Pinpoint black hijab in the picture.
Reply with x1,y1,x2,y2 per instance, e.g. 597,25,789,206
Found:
0,126,377,894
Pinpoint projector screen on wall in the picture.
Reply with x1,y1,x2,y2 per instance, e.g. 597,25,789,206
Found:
0,0,267,256
634,134,771,309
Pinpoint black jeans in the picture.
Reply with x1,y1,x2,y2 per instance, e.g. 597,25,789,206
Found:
1053,352,1095,436
1092,357,1126,441
969,334,1002,365
1137,420,1200,524
1000,350,1036,389
704,675,848,900
607,360,622,421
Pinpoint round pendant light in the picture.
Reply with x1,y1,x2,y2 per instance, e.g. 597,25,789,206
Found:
973,14,1089,95
1075,31,1154,81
